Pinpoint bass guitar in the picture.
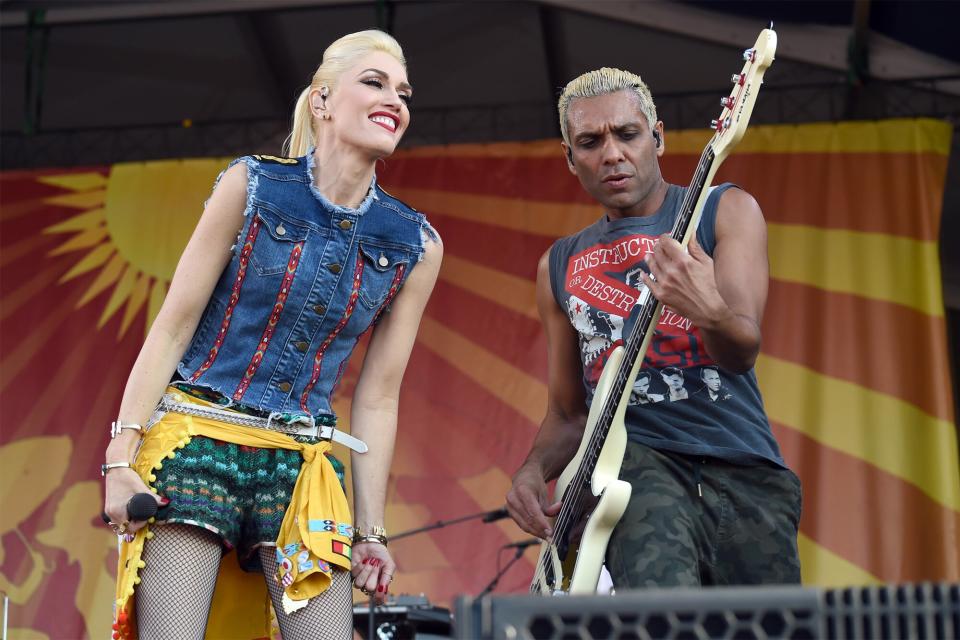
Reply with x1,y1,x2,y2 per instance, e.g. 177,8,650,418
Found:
530,27,778,595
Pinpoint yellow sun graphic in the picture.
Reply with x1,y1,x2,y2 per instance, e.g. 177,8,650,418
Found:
41,158,231,338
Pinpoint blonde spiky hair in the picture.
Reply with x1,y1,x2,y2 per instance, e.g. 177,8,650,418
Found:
558,67,657,145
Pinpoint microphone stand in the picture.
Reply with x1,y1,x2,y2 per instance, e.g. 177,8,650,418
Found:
360,507,509,638
367,591,375,640
391,507,508,541
477,544,532,598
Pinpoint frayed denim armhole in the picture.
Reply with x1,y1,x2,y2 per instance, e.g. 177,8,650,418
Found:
207,156,258,214
417,218,439,263
208,156,259,256
375,215,437,322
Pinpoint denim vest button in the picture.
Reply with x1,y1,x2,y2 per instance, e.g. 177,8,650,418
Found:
313,304,326,314
328,264,342,274
276,224,286,236
277,381,292,393
294,341,309,352
338,219,352,230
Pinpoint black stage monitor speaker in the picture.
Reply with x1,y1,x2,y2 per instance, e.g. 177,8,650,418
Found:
354,594,452,639
455,582,959,639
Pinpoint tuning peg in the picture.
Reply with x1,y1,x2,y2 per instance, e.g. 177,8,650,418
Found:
743,48,756,61
711,119,722,132
721,96,735,109
731,73,745,85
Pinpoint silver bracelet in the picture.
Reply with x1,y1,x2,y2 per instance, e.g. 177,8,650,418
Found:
110,420,143,439
101,461,132,476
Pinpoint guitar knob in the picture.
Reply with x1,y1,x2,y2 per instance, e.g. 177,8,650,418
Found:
731,73,745,85
743,48,755,61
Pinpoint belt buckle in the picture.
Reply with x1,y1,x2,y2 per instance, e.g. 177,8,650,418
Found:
316,423,334,443
267,413,318,437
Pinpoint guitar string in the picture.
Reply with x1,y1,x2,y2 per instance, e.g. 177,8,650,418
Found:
530,142,717,593
547,144,711,541
530,160,705,592
530,43,767,591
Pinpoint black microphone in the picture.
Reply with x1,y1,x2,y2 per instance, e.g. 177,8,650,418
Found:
482,507,510,523
101,493,160,524
127,493,160,521
503,538,540,549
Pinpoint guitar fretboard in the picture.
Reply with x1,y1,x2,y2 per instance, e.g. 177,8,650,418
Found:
557,144,716,530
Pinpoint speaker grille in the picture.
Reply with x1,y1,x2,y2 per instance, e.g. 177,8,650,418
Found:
454,582,959,639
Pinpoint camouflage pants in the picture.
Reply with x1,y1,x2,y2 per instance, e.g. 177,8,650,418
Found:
606,442,802,588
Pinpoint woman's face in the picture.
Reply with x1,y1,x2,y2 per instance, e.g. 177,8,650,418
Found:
321,51,412,158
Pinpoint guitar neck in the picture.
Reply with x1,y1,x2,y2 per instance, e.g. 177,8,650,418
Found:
538,29,776,596
575,145,720,481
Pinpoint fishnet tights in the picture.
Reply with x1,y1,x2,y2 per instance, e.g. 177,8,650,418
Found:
137,524,221,640
136,524,353,639
259,545,354,640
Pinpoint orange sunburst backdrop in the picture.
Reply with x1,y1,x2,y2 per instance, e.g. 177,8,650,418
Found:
0,118,957,639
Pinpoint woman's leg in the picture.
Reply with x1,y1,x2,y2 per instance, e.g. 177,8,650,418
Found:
136,523,224,640
259,546,353,640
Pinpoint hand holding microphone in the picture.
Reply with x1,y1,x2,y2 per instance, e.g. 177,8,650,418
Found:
102,492,168,541
102,492,160,523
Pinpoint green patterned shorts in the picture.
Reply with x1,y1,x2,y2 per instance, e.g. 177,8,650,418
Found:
152,434,345,572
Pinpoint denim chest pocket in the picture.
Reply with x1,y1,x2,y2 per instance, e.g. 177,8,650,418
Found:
250,208,311,276
358,241,413,309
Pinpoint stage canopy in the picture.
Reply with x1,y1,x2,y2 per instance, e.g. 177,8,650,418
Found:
3,0,959,321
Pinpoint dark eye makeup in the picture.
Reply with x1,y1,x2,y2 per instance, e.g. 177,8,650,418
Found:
362,78,413,106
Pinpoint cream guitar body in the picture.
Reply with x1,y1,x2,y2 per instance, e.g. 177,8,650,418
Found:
530,344,633,594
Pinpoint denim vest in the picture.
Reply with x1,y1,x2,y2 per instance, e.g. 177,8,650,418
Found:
175,153,430,420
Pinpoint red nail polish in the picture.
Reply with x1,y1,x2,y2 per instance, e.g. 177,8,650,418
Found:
159,497,171,505
377,585,385,593
362,558,371,565
371,559,380,567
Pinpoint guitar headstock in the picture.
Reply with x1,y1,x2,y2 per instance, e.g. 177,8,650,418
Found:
709,28,777,162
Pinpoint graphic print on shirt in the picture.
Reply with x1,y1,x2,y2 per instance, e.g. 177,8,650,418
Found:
563,232,732,406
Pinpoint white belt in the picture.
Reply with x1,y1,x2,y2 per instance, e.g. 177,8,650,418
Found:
155,395,368,453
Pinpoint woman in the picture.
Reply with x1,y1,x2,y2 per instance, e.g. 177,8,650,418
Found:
102,30,441,640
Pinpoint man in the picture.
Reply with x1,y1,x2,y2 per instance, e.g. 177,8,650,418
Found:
630,371,664,405
506,68,801,588
660,366,688,402
699,365,732,402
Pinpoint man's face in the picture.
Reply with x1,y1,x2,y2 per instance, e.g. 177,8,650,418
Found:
702,369,721,392
636,376,650,393
662,372,683,390
562,91,664,214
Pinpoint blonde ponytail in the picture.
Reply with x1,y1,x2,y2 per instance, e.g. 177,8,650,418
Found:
283,30,406,157
284,87,315,157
